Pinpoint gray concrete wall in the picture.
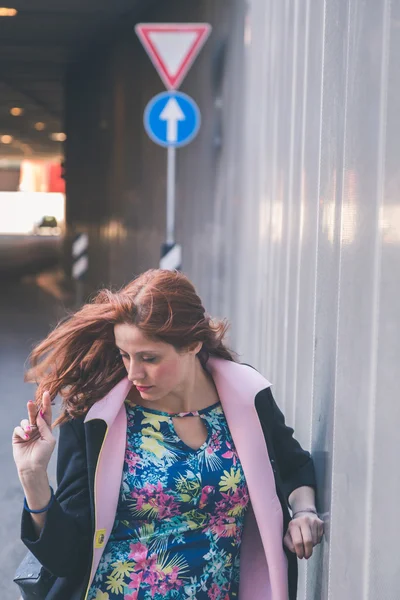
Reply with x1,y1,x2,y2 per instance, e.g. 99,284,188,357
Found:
232,1,399,599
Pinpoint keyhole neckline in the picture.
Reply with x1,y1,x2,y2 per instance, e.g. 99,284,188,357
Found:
127,400,221,418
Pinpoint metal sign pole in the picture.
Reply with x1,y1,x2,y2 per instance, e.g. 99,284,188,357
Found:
166,146,176,245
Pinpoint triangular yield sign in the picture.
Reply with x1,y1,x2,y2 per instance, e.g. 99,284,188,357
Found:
135,23,212,90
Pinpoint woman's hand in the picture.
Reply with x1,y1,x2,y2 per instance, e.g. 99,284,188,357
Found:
283,510,324,559
12,391,56,476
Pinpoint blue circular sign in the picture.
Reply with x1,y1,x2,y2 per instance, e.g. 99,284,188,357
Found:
144,91,201,148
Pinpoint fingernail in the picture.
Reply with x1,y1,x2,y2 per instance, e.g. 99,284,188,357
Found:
26,426,31,431
25,434,29,439
40,410,44,418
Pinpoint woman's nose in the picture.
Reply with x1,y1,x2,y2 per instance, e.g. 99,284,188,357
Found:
127,362,146,382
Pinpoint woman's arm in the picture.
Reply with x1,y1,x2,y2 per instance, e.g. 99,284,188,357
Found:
285,485,323,559
288,485,317,515
19,469,52,537
263,388,323,558
13,393,57,538
265,388,317,503
21,418,92,578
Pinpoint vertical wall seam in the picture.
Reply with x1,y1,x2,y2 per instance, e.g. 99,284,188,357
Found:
255,0,272,364
293,0,310,434
282,0,299,418
362,0,390,597
297,4,311,596
327,1,352,598
310,0,326,470
267,0,280,380
308,0,326,598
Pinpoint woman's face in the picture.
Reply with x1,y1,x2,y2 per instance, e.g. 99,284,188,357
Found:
114,323,201,403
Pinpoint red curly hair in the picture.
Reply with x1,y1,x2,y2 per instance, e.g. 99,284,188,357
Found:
26,269,236,426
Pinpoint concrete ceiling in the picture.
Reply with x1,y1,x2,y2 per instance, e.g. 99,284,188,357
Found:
0,0,148,159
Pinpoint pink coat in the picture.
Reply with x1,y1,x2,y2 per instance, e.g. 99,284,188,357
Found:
84,358,289,600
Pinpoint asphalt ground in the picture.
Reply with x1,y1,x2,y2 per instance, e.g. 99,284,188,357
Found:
0,272,70,599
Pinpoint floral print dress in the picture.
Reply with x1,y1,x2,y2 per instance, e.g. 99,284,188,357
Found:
88,400,249,600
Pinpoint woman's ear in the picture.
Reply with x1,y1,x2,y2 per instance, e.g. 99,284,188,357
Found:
188,341,203,356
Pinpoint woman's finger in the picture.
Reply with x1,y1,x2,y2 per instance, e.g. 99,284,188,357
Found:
13,425,31,442
41,391,52,426
36,410,55,443
20,419,31,432
311,520,320,546
283,530,295,553
298,521,314,559
27,400,38,427
317,520,324,542
288,523,305,559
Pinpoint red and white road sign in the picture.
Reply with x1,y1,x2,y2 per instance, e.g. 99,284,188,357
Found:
135,23,212,90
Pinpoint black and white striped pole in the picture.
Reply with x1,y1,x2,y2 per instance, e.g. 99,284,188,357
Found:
160,241,182,271
72,232,88,306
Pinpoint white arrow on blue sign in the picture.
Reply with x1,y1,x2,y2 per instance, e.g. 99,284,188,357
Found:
144,91,201,148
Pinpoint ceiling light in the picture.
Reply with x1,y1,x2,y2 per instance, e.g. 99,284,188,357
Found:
50,132,67,142
34,121,46,131
0,8,17,17
10,106,23,116
1,135,13,144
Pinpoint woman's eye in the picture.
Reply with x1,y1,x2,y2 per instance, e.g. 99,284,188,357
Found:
143,357,156,363
120,354,129,360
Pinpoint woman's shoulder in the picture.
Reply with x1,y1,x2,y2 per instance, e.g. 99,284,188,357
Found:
238,363,275,411
238,362,273,392
59,413,85,427
58,414,86,443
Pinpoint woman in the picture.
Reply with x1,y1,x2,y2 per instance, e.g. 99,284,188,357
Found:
13,269,323,600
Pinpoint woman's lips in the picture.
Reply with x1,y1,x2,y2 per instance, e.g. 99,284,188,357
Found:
135,385,153,392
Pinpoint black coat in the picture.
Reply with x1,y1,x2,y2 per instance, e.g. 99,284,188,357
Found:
21,386,317,600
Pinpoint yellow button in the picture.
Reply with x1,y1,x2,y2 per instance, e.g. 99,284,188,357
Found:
94,529,106,548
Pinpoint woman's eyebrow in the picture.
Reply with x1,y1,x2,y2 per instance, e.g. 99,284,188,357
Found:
115,347,158,355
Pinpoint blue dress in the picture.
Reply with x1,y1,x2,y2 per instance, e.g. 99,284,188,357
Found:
88,400,249,600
